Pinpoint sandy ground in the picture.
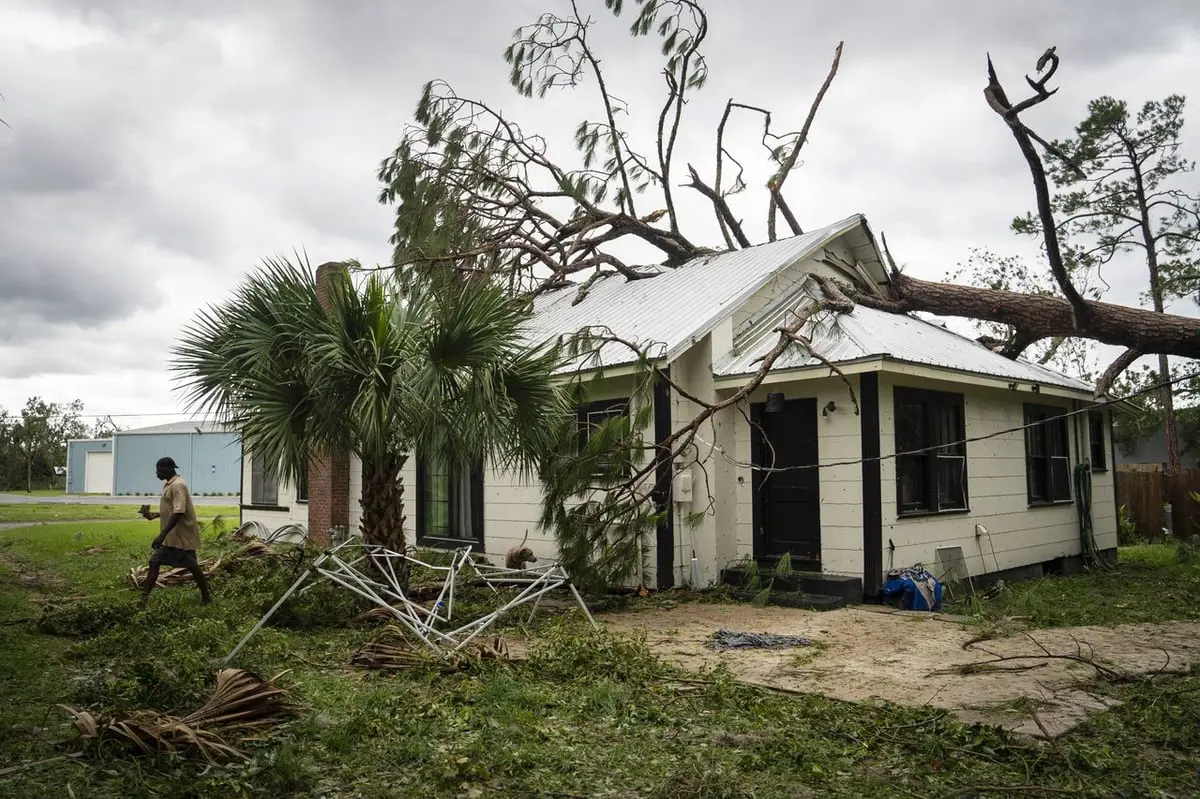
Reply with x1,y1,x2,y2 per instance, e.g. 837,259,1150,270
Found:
600,602,1200,738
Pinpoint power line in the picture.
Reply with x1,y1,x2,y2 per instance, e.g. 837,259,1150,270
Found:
693,367,1198,474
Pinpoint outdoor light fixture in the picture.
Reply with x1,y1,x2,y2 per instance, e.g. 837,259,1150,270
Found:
765,392,786,413
822,400,837,417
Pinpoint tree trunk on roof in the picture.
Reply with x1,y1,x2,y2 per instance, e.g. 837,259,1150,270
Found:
851,273,1200,365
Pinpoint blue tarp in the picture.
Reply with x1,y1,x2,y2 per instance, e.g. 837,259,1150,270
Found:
879,566,943,612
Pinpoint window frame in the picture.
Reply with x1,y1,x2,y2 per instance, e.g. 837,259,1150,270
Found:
247,455,282,508
576,397,632,478
295,461,309,503
415,452,484,548
1024,403,1073,506
892,386,969,518
1088,411,1107,473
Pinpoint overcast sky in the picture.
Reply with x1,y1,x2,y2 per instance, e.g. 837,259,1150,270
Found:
2,0,1199,428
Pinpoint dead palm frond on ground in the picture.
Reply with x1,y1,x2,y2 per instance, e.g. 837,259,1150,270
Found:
126,541,272,589
61,668,296,763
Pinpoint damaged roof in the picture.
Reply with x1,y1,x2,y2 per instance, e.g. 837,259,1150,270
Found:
713,275,1094,393
526,213,1093,394
528,214,882,371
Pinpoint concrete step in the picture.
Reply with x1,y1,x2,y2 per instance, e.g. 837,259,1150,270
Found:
727,589,845,611
721,565,863,605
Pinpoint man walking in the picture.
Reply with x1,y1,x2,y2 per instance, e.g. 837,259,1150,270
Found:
138,456,212,607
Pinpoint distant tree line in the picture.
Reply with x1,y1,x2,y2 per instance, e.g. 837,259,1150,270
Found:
0,397,112,492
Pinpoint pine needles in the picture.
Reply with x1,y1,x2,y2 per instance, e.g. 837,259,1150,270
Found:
61,668,296,764
351,625,516,673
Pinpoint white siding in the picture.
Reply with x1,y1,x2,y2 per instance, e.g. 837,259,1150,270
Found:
348,453,364,535
670,334,721,588
238,452,306,531
726,376,866,577
730,239,864,346
878,372,1117,579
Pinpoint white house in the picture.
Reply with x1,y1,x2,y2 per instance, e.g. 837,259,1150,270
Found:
240,214,1119,602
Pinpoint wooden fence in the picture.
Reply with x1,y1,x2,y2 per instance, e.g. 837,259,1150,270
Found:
1114,464,1200,541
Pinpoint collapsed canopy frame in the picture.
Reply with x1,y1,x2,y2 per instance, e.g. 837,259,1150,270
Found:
223,537,597,664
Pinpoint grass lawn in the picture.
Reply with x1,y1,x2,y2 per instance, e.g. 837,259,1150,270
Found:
0,504,239,524
946,543,1200,630
0,526,1198,798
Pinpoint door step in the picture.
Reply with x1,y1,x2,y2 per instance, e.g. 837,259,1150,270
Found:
727,589,845,611
721,566,863,605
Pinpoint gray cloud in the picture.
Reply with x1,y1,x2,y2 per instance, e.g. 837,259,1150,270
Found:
0,0,1198,415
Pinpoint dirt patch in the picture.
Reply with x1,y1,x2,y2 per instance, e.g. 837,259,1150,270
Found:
600,603,1200,738
0,550,69,594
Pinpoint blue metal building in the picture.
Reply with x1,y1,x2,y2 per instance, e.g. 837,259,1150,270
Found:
108,421,242,496
65,438,114,494
63,421,243,497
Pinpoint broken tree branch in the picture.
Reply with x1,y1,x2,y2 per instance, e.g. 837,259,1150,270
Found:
685,164,751,247
1095,347,1143,398
984,50,1092,329
768,41,843,242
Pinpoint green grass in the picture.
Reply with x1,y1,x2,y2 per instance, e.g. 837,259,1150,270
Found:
0,532,1198,797
947,543,1200,630
0,503,239,524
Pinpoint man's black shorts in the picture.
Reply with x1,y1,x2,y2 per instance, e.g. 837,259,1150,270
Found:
150,545,199,569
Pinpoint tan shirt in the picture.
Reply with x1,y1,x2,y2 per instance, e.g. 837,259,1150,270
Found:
160,475,200,550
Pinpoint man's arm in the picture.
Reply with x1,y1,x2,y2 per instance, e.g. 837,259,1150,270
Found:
151,483,190,548
138,504,161,521
152,512,187,548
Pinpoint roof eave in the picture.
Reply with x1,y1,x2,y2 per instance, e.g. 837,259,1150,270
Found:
662,213,873,363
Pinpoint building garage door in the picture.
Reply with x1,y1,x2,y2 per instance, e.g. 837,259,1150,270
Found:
84,451,114,495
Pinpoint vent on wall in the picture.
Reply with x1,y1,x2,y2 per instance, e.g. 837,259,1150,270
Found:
934,545,969,584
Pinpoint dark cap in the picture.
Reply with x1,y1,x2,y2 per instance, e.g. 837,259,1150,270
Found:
156,456,178,471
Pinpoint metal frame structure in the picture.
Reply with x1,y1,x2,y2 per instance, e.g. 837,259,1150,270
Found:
223,538,596,665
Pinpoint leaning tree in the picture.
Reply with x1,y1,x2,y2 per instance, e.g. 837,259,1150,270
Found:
373,0,1200,582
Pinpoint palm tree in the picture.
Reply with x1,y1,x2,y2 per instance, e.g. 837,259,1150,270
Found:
171,258,571,556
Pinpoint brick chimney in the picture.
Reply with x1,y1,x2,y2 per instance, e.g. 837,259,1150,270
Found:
307,262,352,546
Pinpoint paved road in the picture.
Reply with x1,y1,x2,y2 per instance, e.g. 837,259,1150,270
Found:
0,493,236,507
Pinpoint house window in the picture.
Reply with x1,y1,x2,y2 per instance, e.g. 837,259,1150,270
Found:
893,387,968,516
249,456,279,506
577,398,631,476
1025,404,1071,504
296,462,309,503
1088,412,1107,472
416,452,483,545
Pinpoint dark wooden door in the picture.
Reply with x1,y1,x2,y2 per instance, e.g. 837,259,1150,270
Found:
752,398,821,568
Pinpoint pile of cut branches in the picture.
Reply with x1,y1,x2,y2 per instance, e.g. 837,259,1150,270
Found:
61,668,296,763
126,541,272,589
351,625,517,673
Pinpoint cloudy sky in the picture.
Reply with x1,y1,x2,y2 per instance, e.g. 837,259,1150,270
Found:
2,0,1199,429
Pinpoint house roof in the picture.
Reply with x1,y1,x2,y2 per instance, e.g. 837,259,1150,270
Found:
528,214,885,371
116,420,233,436
713,275,1094,393
525,214,1094,395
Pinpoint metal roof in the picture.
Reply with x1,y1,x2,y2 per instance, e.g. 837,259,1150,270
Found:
528,214,878,371
116,420,234,436
712,276,1094,393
